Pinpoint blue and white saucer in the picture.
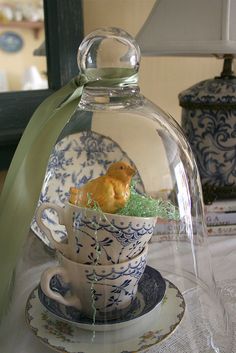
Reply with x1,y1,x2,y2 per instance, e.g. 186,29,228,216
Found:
26,266,185,353
37,266,166,331
31,131,144,249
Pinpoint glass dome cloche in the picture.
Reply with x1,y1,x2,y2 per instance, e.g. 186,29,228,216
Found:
0,27,233,353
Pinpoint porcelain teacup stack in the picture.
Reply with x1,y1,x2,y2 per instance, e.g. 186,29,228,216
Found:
36,201,156,320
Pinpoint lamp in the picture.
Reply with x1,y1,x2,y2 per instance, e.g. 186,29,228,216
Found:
136,0,236,203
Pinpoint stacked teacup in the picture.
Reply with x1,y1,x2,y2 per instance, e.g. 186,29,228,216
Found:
36,201,156,321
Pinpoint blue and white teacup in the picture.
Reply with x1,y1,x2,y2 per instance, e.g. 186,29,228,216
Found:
40,245,148,320
35,202,156,264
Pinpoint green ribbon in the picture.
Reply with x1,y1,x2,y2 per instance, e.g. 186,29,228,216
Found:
0,69,138,320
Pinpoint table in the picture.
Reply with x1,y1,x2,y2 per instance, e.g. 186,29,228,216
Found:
0,232,235,353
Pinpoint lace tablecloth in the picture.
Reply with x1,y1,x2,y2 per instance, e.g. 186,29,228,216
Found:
0,232,235,353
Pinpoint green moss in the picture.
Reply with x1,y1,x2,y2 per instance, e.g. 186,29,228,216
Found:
117,183,179,220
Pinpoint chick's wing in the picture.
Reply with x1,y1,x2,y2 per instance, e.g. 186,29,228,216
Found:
79,175,116,212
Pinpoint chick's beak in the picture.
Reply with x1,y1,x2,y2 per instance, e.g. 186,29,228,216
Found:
127,165,136,176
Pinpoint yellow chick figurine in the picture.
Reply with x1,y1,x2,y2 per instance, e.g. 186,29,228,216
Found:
69,161,136,213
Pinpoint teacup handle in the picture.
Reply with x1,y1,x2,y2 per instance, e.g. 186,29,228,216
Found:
40,266,81,309
35,202,69,255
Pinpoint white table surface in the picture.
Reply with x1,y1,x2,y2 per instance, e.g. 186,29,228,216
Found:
0,232,235,353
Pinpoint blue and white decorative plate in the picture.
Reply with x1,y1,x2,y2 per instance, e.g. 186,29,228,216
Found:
31,131,144,249
26,271,185,353
0,31,23,53
38,266,166,331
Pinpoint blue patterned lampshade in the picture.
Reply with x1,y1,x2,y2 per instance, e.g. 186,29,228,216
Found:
136,0,236,202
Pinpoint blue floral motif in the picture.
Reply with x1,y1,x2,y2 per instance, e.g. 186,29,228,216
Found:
83,258,146,313
180,76,236,188
179,77,236,105
74,213,155,246
73,214,153,264
75,237,83,254
47,142,74,184
85,252,101,264
39,186,50,203
182,108,236,186
85,257,147,282
102,279,133,308
90,288,102,302
72,208,154,264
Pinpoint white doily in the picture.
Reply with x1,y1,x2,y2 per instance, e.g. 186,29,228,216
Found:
147,280,236,353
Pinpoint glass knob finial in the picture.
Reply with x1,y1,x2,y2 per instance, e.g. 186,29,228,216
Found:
77,27,140,81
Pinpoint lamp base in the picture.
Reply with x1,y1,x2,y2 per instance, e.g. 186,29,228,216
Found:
179,56,236,203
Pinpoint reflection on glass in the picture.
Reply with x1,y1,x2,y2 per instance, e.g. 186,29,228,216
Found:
0,0,47,91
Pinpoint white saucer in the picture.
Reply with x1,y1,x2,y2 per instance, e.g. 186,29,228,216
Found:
31,131,144,249
25,277,185,353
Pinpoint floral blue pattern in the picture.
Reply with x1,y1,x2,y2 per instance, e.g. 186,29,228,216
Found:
74,213,155,246
182,109,236,187
73,210,155,264
88,255,146,316
179,77,236,105
180,77,236,187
